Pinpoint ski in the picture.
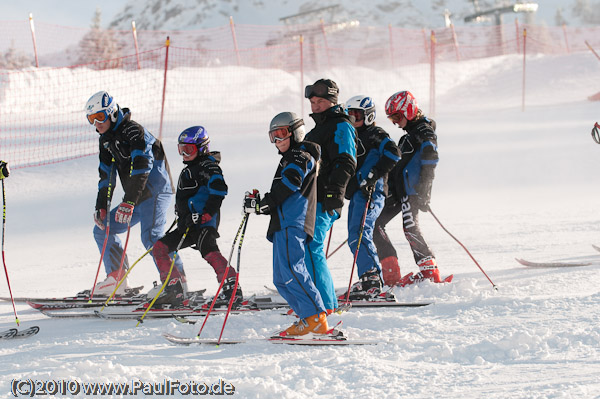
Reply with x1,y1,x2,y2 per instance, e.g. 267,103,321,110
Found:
94,303,262,320
29,289,206,312
250,293,431,310
162,333,244,345
515,258,594,268
0,326,40,340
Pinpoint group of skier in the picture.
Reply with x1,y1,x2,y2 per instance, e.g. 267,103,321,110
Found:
82,78,444,336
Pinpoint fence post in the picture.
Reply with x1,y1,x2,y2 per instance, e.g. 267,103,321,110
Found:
320,19,332,69
388,24,395,68
515,19,521,54
450,23,460,62
300,35,305,118
429,30,436,117
422,28,430,62
132,21,141,69
522,28,527,112
159,36,170,141
28,13,39,68
230,16,241,66
562,24,570,54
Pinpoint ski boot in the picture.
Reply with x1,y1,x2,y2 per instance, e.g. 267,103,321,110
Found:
398,257,446,287
279,312,329,337
93,270,130,296
208,277,243,309
380,256,402,287
148,277,185,309
340,268,383,301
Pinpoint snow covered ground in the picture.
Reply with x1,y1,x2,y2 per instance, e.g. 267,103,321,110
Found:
1,52,600,398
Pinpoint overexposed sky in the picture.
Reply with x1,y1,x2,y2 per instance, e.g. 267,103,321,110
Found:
3,0,125,27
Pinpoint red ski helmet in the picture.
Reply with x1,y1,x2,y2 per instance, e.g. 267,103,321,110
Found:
385,91,418,121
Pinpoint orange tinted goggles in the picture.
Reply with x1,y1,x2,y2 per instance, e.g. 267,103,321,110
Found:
178,143,197,156
269,127,291,143
87,110,109,125
387,113,403,124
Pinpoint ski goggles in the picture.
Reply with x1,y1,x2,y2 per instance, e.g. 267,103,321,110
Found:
269,127,292,143
348,109,364,122
178,143,198,157
304,83,336,99
86,110,110,125
387,113,403,124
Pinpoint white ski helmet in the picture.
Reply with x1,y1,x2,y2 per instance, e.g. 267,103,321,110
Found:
346,95,376,126
269,112,306,143
85,91,118,125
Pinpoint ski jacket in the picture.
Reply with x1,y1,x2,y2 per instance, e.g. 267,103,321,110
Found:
175,151,228,231
389,115,439,199
96,108,174,211
262,141,320,241
345,124,400,198
305,104,357,206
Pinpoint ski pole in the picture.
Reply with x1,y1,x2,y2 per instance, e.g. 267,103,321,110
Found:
1,179,20,326
325,224,333,258
103,219,177,308
326,239,348,260
196,213,248,339
427,206,498,290
137,227,190,326
89,159,116,301
216,212,250,345
114,224,132,290
592,122,600,144
344,189,372,304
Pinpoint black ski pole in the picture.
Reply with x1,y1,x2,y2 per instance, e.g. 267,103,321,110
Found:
1,179,20,326
427,205,498,290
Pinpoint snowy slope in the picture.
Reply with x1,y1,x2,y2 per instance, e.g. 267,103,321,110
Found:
1,52,600,398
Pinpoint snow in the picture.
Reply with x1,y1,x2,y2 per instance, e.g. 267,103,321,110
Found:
2,51,600,398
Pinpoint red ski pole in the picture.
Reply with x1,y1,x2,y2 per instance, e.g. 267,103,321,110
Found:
344,190,372,304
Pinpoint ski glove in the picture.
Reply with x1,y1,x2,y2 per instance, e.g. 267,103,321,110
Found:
243,190,270,215
115,201,135,224
94,208,107,230
0,160,9,179
187,212,212,227
359,169,378,197
415,180,432,212
322,190,344,216
592,122,600,144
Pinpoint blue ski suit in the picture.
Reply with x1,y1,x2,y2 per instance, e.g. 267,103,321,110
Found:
93,107,183,276
304,105,357,311
261,141,326,319
346,124,400,278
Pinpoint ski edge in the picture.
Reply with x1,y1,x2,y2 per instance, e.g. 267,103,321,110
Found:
515,258,594,268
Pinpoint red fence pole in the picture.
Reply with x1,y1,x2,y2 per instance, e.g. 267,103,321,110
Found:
451,23,460,62
429,30,436,117
562,24,570,54
159,36,170,141
389,24,395,68
229,16,241,66
522,28,527,112
586,40,600,62
29,13,39,68
132,21,141,70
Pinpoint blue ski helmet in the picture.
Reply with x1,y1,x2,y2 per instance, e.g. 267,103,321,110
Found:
178,126,210,155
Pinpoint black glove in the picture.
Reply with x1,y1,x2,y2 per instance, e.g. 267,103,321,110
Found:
415,180,432,212
0,161,9,180
244,190,270,214
359,169,378,197
592,122,600,144
322,190,344,216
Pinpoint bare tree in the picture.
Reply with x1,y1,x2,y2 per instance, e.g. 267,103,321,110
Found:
77,8,124,68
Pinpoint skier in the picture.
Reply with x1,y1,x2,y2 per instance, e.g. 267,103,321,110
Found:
373,91,445,287
150,126,241,308
0,161,9,180
303,79,357,312
85,91,183,295
341,95,400,300
244,112,329,336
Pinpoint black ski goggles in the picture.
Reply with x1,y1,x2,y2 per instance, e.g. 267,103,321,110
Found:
304,83,337,99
